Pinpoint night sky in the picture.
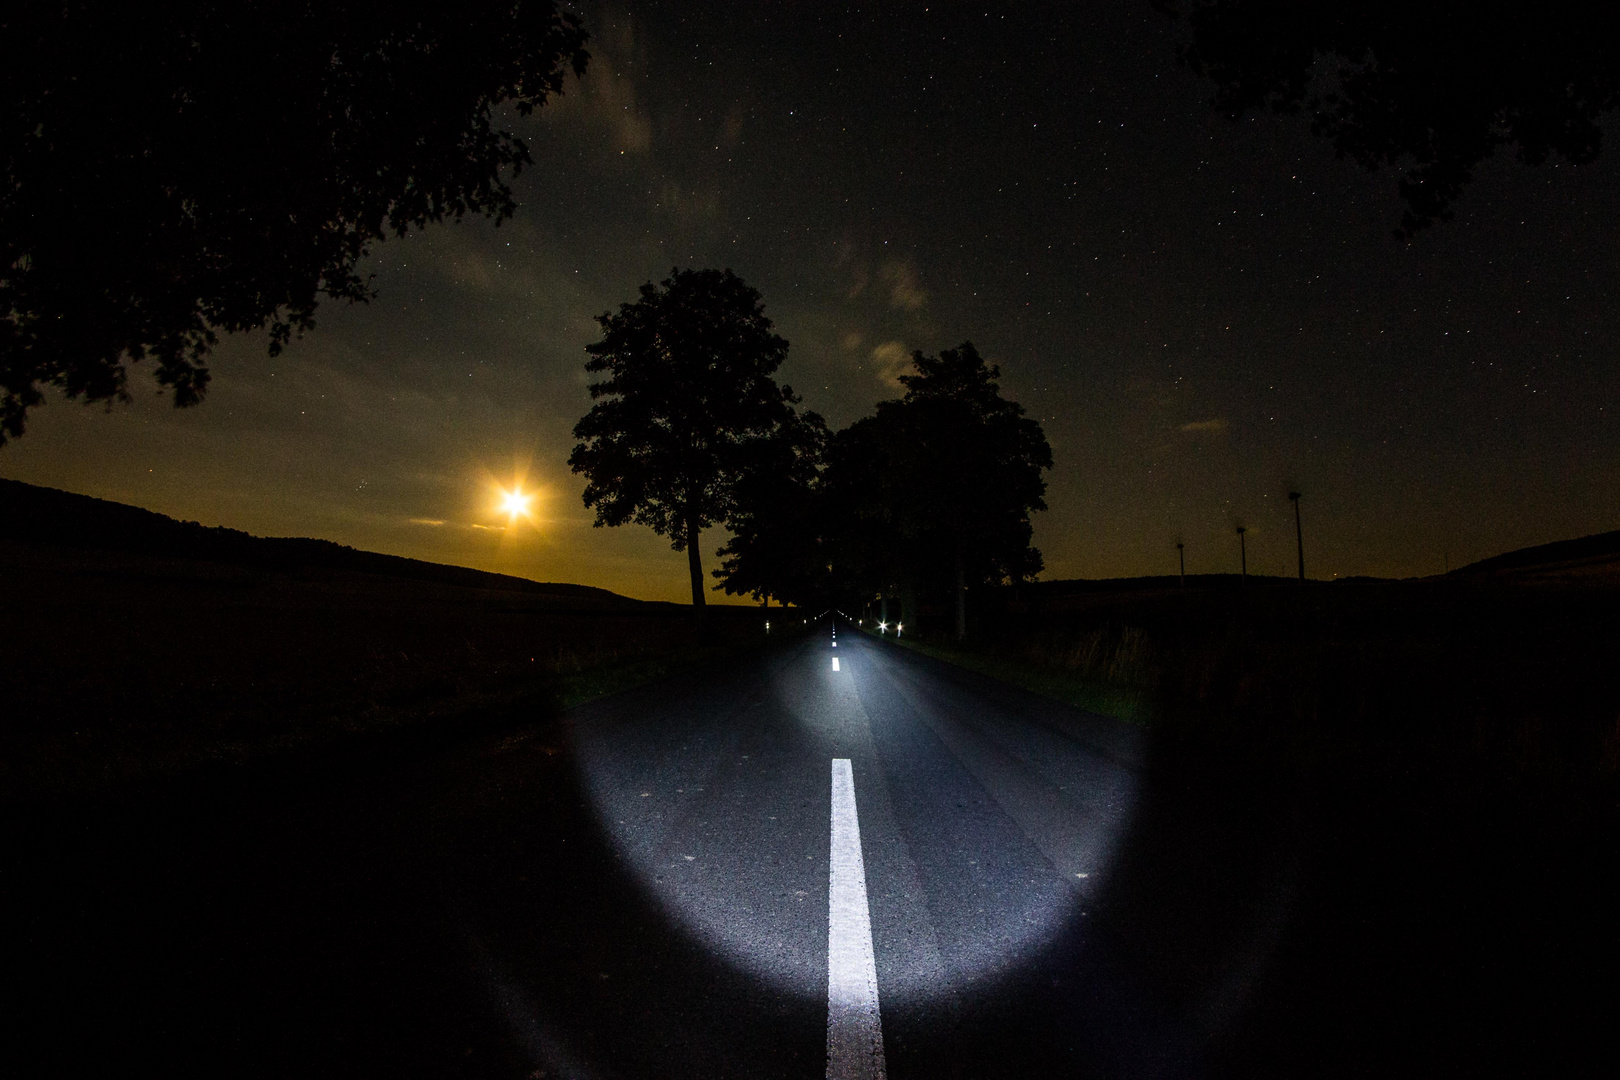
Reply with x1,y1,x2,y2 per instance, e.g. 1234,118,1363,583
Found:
5,2,1618,601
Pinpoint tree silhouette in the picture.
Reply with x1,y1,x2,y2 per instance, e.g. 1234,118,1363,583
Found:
711,407,829,607
858,343,1052,640
819,413,913,621
0,1,590,443
570,268,801,609
1160,2,1619,233
1289,490,1305,581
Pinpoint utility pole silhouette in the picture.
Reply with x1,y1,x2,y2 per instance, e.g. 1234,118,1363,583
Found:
1176,541,1185,588
1236,525,1247,584
1289,491,1304,581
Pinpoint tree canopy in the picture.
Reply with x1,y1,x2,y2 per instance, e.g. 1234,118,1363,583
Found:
569,268,808,609
568,272,1049,631
0,0,590,443
817,343,1052,637
711,407,829,607
1160,2,1619,232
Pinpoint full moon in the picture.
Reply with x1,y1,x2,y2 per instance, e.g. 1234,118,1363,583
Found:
501,488,532,518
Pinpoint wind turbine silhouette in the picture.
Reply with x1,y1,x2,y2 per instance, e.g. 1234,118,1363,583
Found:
1288,490,1305,581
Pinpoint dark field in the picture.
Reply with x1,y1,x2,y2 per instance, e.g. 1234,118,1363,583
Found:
887,561,1620,1075
915,558,1620,806
1,537,773,803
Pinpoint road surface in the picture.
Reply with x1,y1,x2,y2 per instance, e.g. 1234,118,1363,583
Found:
10,616,1593,1077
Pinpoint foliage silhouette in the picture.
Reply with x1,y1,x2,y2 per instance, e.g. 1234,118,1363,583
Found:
824,343,1052,639
1160,2,1619,233
711,407,828,607
819,414,913,618
570,268,806,609
0,1,590,443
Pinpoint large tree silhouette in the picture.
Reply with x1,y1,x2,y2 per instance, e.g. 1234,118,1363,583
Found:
833,343,1051,640
711,408,828,608
569,268,802,609
0,1,589,443
819,415,907,616
1160,2,1619,233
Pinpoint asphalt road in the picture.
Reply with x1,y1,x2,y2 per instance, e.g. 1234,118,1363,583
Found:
5,617,1608,1077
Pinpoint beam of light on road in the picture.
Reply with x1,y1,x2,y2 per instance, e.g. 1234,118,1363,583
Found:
564,638,1152,1027
827,759,887,1080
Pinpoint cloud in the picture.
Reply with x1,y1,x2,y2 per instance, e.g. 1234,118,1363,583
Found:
870,340,913,387
845,258,927,310
840,331,865,351
878,260,927,310
1179,418,1230,434
541,13,652,155
722,106,745,145
654,180,720,224
846,266,869,301
408,518,447,526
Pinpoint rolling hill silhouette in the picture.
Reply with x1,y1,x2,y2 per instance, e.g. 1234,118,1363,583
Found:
1451,528,1620,576
0,477,629,603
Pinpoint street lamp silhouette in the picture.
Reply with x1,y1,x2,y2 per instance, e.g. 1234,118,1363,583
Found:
1236,525,1247,584
1288,491,1305,581
1176,540,1185,588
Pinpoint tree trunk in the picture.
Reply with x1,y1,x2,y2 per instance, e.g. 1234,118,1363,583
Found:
686,517,706,610
953,532,967,642
880,595,888,624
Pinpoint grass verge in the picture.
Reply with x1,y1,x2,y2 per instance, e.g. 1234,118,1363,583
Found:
1,539,789,803
872,632,1153,725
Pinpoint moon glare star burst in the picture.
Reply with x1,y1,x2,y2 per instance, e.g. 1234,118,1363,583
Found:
498,486,533,521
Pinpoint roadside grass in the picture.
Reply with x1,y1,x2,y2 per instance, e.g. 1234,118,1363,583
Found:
867,575,1620,1076
549,641,770,710
1,539,787,802
874,633,1153,726
872,577,1620,809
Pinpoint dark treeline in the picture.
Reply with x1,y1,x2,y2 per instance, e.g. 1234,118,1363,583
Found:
569,269,1052,638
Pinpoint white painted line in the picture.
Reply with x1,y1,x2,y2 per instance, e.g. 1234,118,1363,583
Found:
833,641,838,646
827,759,886,1080
832,657,841,671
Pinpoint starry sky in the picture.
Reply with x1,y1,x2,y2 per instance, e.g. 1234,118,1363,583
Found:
5,2,1618,601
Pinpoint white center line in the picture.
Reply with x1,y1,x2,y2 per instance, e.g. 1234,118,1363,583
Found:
827,759,886,1080
832,657,840,671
